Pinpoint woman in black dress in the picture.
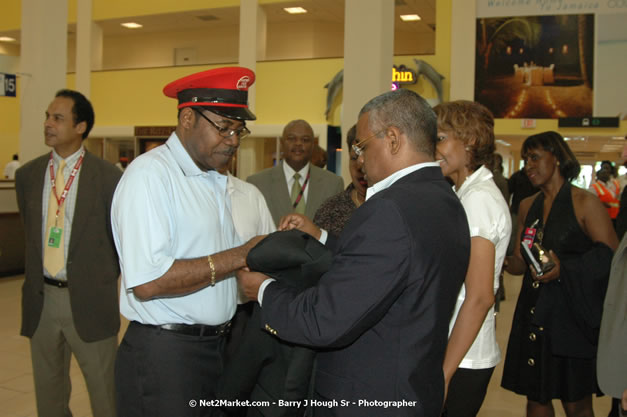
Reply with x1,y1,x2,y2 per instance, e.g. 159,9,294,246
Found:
502,131,618,417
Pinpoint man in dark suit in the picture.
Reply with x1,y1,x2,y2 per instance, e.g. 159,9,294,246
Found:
15,89,121,417
247,119,344,226
239,89,471,417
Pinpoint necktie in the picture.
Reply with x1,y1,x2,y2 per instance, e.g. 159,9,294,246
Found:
44,160,67,277
290,172,306,214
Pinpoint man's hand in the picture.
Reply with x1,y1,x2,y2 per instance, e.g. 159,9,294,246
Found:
236,268,270,302
278,213,321,239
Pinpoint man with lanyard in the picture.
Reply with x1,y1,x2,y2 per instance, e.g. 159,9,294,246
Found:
15,89,122,417
247,119,344,227
111,67,263,417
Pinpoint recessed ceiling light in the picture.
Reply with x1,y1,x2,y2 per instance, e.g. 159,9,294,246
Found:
284,7,308,14
121,22,143,29
400,14,421,22
0,36,16,42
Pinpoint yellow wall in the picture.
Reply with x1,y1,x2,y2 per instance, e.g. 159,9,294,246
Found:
0,1,20,31
0,0,76,31
255,59,343,125
0,89,20,168
0,0,293,31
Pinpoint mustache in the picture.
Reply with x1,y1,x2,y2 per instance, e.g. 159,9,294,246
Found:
219,147,237,156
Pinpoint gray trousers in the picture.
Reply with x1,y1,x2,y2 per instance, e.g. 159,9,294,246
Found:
30,283,117,417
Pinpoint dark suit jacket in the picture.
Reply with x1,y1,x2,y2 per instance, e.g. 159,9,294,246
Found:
219,230,333,417
15,150,122,342
247,161,344,226
261,166,470,417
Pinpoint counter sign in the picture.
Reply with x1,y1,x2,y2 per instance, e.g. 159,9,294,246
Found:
1,73,16,97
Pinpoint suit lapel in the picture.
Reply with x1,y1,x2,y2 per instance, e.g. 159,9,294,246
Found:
305,166,324,219
68,152,97,257
31,156,49,262
273,162,293,215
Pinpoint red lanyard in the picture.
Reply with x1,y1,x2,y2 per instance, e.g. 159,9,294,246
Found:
292,171,311,208
48,150,85,219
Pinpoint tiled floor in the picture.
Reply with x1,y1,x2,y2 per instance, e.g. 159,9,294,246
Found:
0,274,612,417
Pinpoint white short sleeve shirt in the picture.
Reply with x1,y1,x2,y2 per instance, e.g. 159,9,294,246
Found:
450,165,512,369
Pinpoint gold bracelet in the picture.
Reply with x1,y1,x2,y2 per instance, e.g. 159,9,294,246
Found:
207,255,216,287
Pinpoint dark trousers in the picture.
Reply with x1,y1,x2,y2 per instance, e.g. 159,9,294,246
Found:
443,367,495,417
115,321,227,417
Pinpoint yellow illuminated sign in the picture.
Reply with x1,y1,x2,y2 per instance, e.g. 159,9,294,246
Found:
392,65,417,84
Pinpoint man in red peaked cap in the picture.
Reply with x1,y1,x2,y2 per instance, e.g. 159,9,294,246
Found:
111,67,264,417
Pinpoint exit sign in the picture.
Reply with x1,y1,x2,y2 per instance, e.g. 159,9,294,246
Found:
558,117,619,128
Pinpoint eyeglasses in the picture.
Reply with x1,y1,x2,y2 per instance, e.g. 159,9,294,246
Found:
193,108,251,140
351,128,386,156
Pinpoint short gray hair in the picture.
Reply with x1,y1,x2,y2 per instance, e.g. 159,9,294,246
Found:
359,89,437,156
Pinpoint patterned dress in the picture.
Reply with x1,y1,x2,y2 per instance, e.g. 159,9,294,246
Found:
313,184,358,237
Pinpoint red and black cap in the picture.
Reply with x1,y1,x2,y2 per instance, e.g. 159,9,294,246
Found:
163,66,256,121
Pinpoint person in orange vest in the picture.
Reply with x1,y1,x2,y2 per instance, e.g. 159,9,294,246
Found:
591,169,620,224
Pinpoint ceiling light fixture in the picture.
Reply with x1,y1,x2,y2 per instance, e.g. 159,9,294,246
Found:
0,36,16,42
121,22,143,29
400,14,421,22
284,7,308,14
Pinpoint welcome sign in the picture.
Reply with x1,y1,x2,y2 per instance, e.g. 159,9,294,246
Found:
477,0,627,17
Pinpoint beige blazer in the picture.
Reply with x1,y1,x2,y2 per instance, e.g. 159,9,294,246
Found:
597,234,627,399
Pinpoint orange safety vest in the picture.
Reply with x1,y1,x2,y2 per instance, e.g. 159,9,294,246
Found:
592,180,620,219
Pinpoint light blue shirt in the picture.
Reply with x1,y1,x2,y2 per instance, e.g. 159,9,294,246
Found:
111,133,241,325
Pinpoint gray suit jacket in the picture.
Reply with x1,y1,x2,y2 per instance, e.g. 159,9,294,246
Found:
597,234,627,399
247,161,344,226
15,150,122,342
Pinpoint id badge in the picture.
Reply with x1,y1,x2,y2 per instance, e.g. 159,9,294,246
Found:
522,227,537,249
47,227,63,248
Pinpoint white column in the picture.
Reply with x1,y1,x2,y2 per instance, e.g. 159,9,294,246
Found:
449,0,476,100
239,0,266,114
238,0,267,179
76,0,94,96
341,0,394,182
19,0,68,163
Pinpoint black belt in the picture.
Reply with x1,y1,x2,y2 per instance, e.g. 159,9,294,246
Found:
136,321,232,337
44,277,68,288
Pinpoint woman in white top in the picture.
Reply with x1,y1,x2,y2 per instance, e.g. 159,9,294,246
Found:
434,101,512,417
